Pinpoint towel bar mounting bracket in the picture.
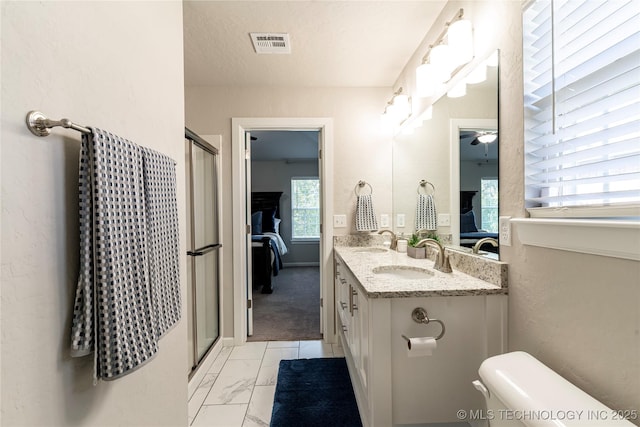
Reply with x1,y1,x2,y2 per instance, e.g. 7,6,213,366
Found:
26,110,91,137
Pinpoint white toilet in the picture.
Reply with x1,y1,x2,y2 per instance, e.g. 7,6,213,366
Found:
473,351,635,427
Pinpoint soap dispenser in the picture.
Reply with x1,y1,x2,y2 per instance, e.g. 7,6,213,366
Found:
396,233,408,253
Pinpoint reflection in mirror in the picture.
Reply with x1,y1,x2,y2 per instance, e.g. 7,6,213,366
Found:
392,50,499,258
454,123,498,252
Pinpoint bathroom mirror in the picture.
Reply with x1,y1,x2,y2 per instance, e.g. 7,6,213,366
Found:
392,50,499,258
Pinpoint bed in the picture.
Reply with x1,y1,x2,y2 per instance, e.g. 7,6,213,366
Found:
251,192,288,293
459,210,499,253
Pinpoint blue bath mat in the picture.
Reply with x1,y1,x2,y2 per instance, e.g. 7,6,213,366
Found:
270,357,363,427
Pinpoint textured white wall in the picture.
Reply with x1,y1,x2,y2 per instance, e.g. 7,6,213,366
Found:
185,86,393,337
394,0,639,417
1,2,188,425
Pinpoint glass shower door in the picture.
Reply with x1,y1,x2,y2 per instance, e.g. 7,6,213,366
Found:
186,132,220,374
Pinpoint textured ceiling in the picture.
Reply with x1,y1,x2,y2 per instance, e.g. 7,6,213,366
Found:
183,1,447,87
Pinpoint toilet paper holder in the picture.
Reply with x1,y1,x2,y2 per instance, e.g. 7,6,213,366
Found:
402,307,446,341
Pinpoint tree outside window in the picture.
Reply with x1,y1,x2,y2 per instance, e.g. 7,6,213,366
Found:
481,178,498,233
291,177,320,240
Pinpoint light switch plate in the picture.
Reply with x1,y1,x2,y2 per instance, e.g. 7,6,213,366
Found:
437,213,451,226
396,214,405,228
499,216,512,246
380,214,389,228
334,214,347,228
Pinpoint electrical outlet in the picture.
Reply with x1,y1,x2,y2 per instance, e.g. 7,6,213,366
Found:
499,216,512,246
437,213,451,226
396,214,405,228
333,214,347,228
380,214,389,228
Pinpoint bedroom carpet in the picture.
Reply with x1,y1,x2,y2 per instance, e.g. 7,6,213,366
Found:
248,266,322,341
270,358,362,427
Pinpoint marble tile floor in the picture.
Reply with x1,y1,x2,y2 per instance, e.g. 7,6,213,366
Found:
189,340,345,427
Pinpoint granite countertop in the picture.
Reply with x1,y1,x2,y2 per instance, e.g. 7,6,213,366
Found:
334,246,507,299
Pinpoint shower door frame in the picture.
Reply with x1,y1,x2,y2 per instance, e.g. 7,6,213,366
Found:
186,129,222,378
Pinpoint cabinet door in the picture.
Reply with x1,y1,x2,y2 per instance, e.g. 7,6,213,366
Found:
357,289,369,391
336,261,350,340
350,284,360,366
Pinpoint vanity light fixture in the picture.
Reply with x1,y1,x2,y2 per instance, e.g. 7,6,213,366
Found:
416,63,437,97
393,94,411,121
402,126,415,135
414,8,474,99
465,62,487,84
447,81,467,98
430,44,455,83
399,105,433,133
381,87,412,130
448,19,473,66
420,105,433,122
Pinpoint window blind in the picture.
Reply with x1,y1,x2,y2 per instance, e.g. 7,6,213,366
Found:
523,0,640,215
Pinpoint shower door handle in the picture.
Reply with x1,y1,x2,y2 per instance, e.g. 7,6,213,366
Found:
187,243,222,257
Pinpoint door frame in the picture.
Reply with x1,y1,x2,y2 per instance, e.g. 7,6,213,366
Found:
450,118,498,247
231,117,334,345
185,132,224,380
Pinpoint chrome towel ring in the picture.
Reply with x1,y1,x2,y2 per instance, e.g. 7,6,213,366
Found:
354,180,373,196
417,180,436,196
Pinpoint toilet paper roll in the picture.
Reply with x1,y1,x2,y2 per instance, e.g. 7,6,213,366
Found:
406,336,437,357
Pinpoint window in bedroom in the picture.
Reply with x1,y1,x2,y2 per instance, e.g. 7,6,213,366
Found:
523,0,640,218
291,177,320,240
481,178,499,233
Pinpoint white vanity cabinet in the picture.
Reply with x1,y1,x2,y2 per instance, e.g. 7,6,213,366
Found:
334,250,508,427
335,258,370,394
335,256,391,427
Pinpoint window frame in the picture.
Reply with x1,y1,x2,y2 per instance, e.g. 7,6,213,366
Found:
480,177,499,233
518,0,640,259
290,176,320,242
522,0,640,219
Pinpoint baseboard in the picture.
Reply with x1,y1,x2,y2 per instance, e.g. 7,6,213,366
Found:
221,337,236,347
283,262,320,267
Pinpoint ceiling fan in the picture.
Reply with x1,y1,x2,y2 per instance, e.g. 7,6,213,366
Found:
460,130,498,146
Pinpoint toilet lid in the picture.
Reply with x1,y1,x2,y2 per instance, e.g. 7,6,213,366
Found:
478,352,634,427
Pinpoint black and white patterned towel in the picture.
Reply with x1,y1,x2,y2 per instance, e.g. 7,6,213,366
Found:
415,194,437,231
141,147,181,340
71,128,180,381
355,194,378,232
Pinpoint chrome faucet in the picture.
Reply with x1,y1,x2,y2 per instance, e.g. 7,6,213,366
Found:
377,229,397,250
472,237,499,254
415,238,453,273
415,229,431,238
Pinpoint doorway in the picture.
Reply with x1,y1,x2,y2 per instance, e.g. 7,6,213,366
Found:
247,130,322,341
231,118,335,346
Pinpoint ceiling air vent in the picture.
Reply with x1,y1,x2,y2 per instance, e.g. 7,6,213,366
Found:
250,33,291,54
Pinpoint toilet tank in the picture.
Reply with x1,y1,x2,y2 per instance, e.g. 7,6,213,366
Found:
476,351,635,427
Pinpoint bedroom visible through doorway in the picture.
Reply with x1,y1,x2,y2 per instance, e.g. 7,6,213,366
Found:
247,130,321,341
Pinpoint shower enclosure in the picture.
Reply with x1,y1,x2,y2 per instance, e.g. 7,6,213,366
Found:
185,129,221,376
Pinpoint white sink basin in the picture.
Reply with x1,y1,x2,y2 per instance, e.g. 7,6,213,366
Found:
354,247,388,253
372,265,434,280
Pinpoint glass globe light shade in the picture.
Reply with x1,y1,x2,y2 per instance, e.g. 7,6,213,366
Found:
448,19,473,66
